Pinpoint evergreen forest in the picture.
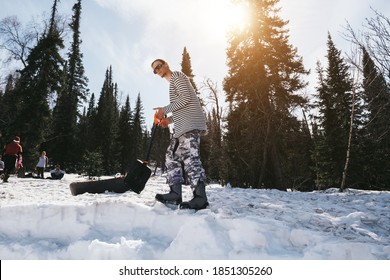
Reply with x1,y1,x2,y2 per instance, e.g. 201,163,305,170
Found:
1,0,389,191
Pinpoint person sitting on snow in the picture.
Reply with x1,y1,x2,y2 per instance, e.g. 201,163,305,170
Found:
48,164,65,180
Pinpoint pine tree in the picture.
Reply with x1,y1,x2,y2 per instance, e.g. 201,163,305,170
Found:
132,93,146,160
181,47,199,95
49,0,88,169
0,74,18,142
313,34,355,189
205,108,223,182
49,62,70,167
11,0,65,167
95,66,120,174
80,93,98,152
360,47,390,189
117,95,133,174
223,0,308,190
78,92,99,172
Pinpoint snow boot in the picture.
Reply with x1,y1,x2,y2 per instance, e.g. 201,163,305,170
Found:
155,184,182,205
180,181,209,210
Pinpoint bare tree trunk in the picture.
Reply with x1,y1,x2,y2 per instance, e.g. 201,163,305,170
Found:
202,78,223,128
257,117,270,188
341,88,356,191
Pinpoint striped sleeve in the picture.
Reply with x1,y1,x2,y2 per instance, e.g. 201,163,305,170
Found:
164,72,191,113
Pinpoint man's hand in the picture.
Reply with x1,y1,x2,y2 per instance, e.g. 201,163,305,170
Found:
153,107,165,120
159,118,169,128
154,112,169,128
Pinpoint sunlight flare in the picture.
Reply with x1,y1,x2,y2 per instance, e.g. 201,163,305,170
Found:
205,0,250,35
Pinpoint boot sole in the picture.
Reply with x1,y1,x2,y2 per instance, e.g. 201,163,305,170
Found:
179,201,209,210
155,195,182,205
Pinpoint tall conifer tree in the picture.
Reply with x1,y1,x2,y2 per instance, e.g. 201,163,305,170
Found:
181,47,199,95
0,74,18,142
132,93,146,160
223,0,308,189
360,47,390,189
117,95,133,173
313,34,354,188
50,0,88,169
11,0,64,167
95,66,120,174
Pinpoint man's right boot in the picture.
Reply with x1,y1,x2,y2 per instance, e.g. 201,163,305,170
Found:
155,184,182,205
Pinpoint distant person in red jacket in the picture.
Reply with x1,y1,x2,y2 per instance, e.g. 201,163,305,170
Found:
2,136,23,182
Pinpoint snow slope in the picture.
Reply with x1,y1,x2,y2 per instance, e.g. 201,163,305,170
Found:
0,173,389,260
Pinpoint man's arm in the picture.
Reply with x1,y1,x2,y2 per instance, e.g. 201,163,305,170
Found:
164,72,192,113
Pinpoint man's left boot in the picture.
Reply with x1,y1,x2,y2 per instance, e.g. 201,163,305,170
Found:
180,181,209,210
155,184,182,205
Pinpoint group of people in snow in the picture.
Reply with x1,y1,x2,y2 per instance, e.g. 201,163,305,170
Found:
1,137,65,182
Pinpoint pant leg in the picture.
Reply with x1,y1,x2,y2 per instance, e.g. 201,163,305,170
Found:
37,167,44,178
175,130,206,187
3,155,17,175
165,137,184,186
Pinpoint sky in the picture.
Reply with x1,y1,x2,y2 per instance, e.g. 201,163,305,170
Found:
1,0,390,127
0,172,389,278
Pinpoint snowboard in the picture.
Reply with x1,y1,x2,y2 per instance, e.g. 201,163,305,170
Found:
69,159,153,196
69,177,128,196
70,123,158,196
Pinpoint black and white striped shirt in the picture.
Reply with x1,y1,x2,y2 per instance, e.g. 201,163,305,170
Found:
164,71,206,138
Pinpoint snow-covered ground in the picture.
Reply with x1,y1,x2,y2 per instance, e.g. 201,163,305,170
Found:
0,173,389,260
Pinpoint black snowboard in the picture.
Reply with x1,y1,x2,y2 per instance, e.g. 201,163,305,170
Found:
69,161,152,196
69,177,127,196
69,123,158,196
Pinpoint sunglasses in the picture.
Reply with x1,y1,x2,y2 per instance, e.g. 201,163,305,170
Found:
153,63,163,74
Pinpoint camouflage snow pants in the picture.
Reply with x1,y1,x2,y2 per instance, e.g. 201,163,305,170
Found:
165,130,206,187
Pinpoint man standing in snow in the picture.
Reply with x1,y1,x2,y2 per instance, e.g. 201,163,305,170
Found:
2,136,23,182
151,58,208,210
